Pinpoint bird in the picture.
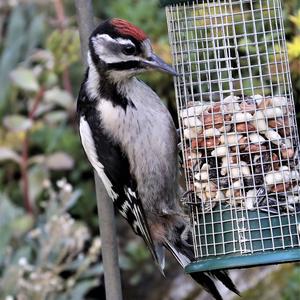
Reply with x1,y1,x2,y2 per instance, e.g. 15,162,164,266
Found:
77,18,239,300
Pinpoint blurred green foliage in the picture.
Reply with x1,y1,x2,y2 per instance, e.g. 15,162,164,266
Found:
0,181,102,300
0,0,299,299
0,5,45,114
241,264,300,300
46,29,80,74
282,264,300,299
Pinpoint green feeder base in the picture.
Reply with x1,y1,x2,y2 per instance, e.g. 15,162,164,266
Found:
185,208,300,273
185,249,300,273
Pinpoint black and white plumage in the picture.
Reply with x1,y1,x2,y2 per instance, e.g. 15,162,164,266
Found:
77,18,239,300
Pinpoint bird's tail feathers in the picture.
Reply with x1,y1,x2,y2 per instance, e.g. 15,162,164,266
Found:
190,272,223,300
154,242,166,275
142,234,165,275
162,222,239,300
209,271,240,296
163,238,191,268
162,233,225,300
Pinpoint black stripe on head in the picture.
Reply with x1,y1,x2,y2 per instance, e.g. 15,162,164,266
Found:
106,60,142,71
88,42,105,70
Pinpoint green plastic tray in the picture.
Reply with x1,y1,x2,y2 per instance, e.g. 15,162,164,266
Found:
186,249,300,273
185,209,300,273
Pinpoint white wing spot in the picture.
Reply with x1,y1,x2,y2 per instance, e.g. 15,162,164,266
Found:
120,200,131,218
132,221,139,233
127,188,136,197
79,117,118,200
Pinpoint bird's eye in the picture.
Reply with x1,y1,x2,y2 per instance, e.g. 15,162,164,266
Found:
122,45,136,56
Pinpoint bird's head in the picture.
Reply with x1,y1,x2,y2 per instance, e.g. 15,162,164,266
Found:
88,18,177,81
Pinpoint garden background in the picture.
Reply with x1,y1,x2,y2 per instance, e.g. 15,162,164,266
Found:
0,0,299,299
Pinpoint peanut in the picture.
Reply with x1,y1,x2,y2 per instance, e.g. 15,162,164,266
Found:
271,182,291,193
207,103,221,113
268,118,284,128
202,113,223,128
271,153,280,170
281,147,295,159
237,136,249,151
184,148,199,169
244,144,267,153
258,98,272,109
198,137,220,149
240,101,256,113
236,122,257,133
191,139,202,149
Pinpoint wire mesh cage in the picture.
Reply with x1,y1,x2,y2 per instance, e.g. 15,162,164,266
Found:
162,0,300,272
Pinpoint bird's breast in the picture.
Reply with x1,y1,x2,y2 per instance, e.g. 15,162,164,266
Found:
96,90,178,211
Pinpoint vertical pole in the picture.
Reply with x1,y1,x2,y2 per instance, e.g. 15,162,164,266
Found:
94,172,123,300
74,1,123,300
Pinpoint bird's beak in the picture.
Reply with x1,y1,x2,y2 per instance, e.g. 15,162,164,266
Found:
143,53,178,76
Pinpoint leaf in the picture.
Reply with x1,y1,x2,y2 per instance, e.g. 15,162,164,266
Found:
10,215,34,237
3,115,33,132
77,264,103,278
25,14,45,58
0,147,21,163
29,100,54,117
0,6,27,106
0,194,24,261
289,10,300,28
11,245,32,265
288,36,300,59
68,279,100,300
28,154,46,165
46,152,74,170
10,68,39,92
44,111,68,124
28,165,49,203
44,87,74,109
1,130,26,150
62,190,82,212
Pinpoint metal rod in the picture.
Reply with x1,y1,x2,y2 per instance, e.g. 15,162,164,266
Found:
75,0,94,66
74,1,123,299
94,171,123,300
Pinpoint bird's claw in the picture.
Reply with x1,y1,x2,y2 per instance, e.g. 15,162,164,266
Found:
180,190,196,206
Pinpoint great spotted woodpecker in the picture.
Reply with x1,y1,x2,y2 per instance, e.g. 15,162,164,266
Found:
77,18,239,300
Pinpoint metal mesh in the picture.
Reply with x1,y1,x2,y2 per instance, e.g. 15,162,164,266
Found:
166,0,300,259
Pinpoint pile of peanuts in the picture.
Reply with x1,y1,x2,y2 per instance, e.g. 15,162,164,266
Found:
180,94,300,213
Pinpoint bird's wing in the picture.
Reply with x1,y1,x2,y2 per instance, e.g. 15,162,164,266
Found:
77,93,161,270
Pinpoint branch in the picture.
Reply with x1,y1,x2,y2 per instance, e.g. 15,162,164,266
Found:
21,86,45,214
53,0,66,30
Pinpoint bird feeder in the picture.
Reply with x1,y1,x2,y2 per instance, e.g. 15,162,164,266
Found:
161,0,300,272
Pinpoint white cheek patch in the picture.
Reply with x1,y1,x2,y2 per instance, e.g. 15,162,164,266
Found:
92,34,118,63
91,34,141,64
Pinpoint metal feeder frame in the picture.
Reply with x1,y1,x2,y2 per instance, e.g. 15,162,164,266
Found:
161,0,300,273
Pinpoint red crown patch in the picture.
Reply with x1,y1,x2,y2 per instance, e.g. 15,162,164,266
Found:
111,18,147,42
